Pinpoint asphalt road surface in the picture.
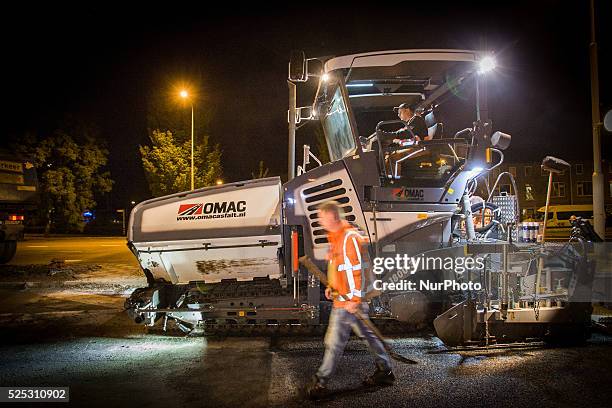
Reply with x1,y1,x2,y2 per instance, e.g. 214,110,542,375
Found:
11,235,137,266
1,236,611,407
0,288,611,408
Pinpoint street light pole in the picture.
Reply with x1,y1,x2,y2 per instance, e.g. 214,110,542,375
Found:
179,89,196,190
589,0,605,238
191,103,195,190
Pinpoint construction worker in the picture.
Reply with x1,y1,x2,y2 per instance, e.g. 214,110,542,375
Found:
306,201,394,400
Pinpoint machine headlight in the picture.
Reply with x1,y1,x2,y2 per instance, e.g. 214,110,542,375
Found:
478,56,496,74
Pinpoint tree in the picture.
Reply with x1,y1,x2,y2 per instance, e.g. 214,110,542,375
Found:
140,129,222,197
21,128,113,232
251,160,269,179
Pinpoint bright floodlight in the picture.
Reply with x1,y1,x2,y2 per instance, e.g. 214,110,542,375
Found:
321,73,330,82
179,90,189,99
478,56,496,74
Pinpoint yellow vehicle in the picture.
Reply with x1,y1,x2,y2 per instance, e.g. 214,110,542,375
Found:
536,204,593,239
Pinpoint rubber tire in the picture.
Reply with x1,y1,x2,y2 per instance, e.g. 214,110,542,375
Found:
0,240,17,264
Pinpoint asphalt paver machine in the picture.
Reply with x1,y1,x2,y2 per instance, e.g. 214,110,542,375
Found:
125,49,594,345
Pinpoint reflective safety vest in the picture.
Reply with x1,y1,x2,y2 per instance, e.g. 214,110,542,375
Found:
327,222,367,308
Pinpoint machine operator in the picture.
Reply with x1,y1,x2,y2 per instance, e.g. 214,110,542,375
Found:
379,102,430,148
378,102,431,178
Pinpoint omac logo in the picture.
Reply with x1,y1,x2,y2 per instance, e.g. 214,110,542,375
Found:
178,203,203,216
392,187,425,201
177,201,247,221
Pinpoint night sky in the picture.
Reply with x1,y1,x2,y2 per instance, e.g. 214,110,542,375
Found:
3,1,611,209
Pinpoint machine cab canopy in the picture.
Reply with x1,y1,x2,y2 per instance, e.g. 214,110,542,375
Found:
313,49,488,186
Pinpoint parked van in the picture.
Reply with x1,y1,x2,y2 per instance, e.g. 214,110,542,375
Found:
536,205,593,239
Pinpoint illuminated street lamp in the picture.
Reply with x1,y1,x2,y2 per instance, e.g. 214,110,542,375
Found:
215,179,223,185
180,89,195,190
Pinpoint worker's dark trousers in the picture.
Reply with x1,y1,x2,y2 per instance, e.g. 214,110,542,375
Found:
316,304,391,384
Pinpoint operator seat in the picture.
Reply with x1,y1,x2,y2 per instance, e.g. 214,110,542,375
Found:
425,111,444,139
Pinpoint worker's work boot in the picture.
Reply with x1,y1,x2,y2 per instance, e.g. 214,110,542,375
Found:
363,367,395,387
305,375,328,400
